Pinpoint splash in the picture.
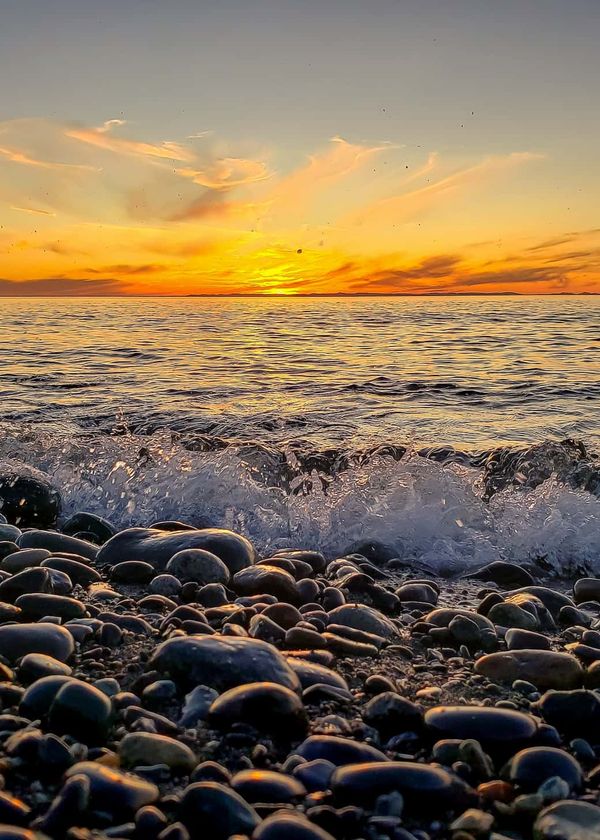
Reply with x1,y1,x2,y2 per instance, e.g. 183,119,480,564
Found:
1,423,600,576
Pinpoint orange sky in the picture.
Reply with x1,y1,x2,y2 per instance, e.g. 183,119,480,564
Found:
1,117,598,296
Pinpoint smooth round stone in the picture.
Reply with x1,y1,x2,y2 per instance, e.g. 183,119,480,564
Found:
97,527,255,574
0,829,37,840
464,560,535,588
110,561,156,583
231,769,306,803
19,675,74,718
327,604,398,639
363,692,423,738
0,548,51,573
425,706,538,757
253,813,336,840
0,473,60,528
17,529,98,561
573,578,600,605
0,524,22,542
65,761,158,815
208,681,308,737
475,650,583,690
395,582,438,605
424,608,496,634
233,564,299,603
534,800,600,840
533,689,600,741
506,747,582,792
47,680,113,745
488,601,539,630
62,512,116,543
179,685,219,727
507,587,574,619
263,603,302,629
149,635,300,693
0,567,53,601
287,659,349,692
295,735,388,766
120,733,196,773
0,623,74,662
150,574,182,597
293,759,335,793
15,593,86,621
332,761,476,812
41,557,101,586
166,549,230,585
506,628,551,651
179,782,260,840
17,653,72,684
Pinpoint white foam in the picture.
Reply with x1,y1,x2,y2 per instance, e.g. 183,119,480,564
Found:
2,424,600,575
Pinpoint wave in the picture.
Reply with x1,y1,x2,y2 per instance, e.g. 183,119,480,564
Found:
1,423,600,576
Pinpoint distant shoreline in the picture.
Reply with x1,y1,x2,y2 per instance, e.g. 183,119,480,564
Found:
0,292,598,299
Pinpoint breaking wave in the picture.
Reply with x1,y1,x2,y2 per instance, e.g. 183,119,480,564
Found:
2,423,600,577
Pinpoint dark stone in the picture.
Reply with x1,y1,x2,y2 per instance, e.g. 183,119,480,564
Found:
533,689,600,742
18,530,98,561
110,561,156,584
149,635,300,693
231,769,306,803
41,557,101,586
505,628,551,651
17,653,72,684
61,512,116,544
0,623,74,662
0,567,54,602
47,680,113,745
178,782,260,840
64,761,159,816
425,705,538,758
233,564,299,603
506,746,583,792
166,549,230,585
363,692,423,739
0,473,60,528
295,735,388,766
97,527,255,574
20,675,74,719
253,813,336,840
15,593,86,621
464,561,535,588
209,681,308,737
332,761,476,812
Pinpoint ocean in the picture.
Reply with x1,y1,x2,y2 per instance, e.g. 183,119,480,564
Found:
1,295,599,573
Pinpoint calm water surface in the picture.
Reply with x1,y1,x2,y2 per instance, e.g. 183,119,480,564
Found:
0,295,598,450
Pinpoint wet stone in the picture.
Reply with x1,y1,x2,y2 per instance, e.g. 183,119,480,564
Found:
332,761,477,813
149,635,300,693
64,761,159,816
231,769,306,803
178,781,260,840
506,746,583,792
47,679,113,745
424,705,538,758
475,650,584,690
208,681,308,737
0,622,74,662
119,732,196,773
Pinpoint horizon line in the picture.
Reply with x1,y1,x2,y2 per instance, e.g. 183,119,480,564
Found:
0,291,598,299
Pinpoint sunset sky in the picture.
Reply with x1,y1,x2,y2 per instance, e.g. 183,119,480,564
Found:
1,0,599,295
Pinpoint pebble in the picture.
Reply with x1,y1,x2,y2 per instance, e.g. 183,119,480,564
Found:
474,650,583,690
97,527,255,574
64,762,159,816
534,799,600,839
253,812,336,840
231,768,307,802
0,622,74,662
47,679,113,745
208,681,308,737
506,746,583,792
178,781,260,839
119,732,196,773
424,705,538,757
149,635,300,692
331,761,476,812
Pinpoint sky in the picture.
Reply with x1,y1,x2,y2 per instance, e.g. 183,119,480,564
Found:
0,0,599,295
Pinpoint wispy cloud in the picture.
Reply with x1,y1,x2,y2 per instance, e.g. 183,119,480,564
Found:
0,144,96,171
65,120,196,163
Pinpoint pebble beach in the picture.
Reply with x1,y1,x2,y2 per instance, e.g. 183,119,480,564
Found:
1,473,600,840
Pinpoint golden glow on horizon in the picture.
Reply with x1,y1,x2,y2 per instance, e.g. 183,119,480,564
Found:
0,117,599,296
